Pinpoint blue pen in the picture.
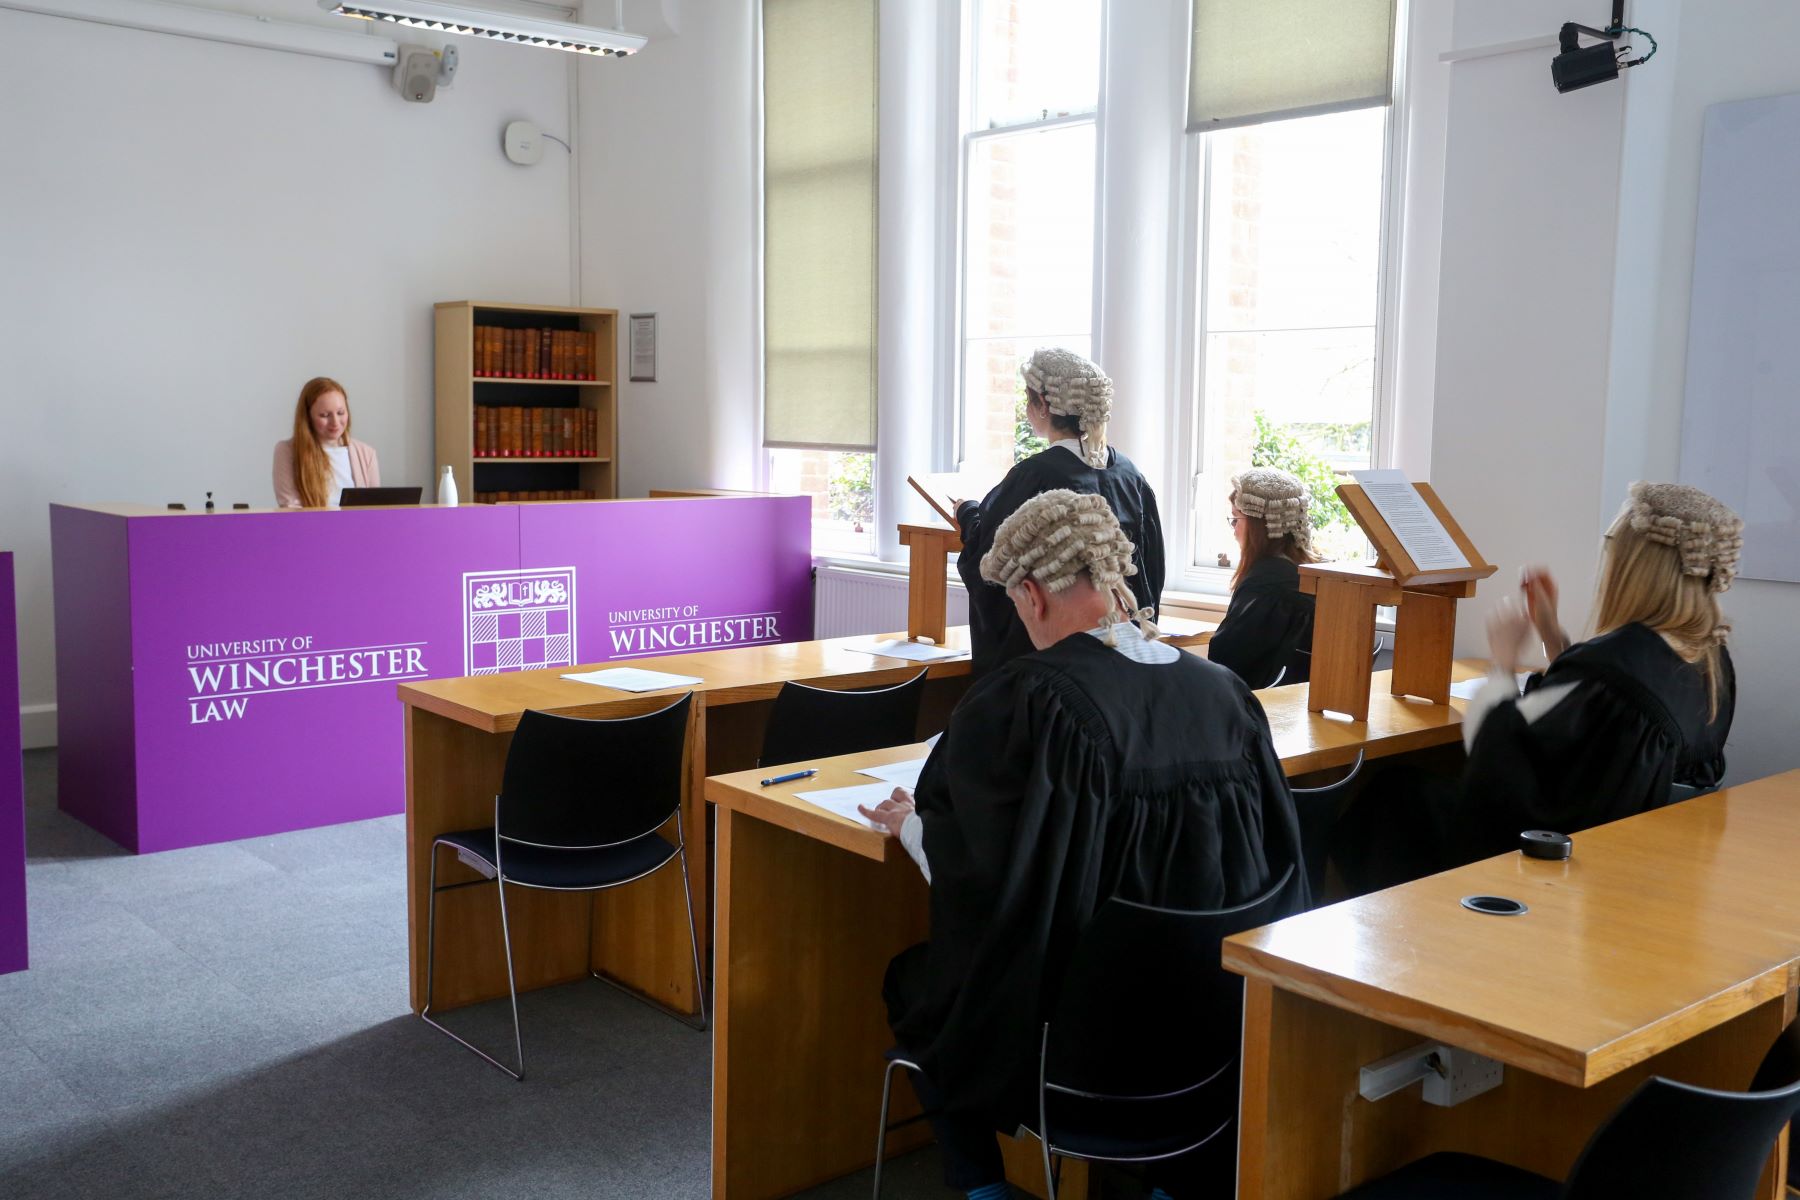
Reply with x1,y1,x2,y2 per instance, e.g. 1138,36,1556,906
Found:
760,768,818,787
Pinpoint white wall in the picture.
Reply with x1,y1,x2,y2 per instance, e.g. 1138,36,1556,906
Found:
1603,0,1800,784
1424,0,1800,784
1428,0,1626,649
0,0,578,744
575,0,760,499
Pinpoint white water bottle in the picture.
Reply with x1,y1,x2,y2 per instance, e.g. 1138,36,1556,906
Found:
438,465,459,507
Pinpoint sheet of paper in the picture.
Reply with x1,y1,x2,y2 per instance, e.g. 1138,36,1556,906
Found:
844,639,967,663
793,782,894,828
560,667,703,692
856,758,927,788
908,471,1001,527
1448,672,1534,701
1351,469,1470,572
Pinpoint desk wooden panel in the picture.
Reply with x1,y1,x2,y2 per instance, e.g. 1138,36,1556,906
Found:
704,670,1481,1200
397,618,1217,1019
1227,771,1800,1199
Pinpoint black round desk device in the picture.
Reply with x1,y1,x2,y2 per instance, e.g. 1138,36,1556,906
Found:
1520,829,1572,860
1461,894,1528,916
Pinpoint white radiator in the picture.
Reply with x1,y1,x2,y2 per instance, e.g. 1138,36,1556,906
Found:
813,564,970,640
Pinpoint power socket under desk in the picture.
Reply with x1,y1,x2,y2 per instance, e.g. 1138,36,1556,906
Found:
1359,1042,1505,1107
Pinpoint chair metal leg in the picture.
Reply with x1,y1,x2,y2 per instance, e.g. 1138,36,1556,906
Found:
873,1056,906,1200
584,844,708,1032
417,843,526,1081
1041,1136,1059,1200
676,842,708,1030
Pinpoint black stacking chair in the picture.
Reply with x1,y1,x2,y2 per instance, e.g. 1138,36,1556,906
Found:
1666,780,1719,805
1333,1022,1800,1199
873,866,1296,1199
1752,1018,1800,1189
758,669,929,768
420,695,702,1081
1290,750,1365,903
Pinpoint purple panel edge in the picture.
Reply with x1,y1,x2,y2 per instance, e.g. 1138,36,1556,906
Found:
0,552,25,973
49,507,140,852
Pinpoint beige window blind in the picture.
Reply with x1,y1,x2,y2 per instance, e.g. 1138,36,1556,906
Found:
761,0,879,451
1188,0,1396,133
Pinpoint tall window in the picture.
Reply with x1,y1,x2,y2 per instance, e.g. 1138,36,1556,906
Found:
1188,106,1389,576
763,0,879,558
765,447,876,556
957,0,1103,477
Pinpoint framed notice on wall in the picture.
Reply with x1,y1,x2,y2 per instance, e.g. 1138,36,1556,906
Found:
629,313,657,382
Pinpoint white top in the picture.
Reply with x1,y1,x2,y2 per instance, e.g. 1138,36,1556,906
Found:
1461,665,1577,749
1460,630,1691,750
1050,436,1085,461
324,445,353,509
896,622,1178,882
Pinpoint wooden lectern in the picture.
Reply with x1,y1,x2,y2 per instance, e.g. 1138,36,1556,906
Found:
898,523,962,645
1300,483,1495,721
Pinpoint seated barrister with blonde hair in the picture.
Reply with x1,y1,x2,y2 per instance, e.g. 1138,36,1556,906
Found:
273,376,380,508
1456,481,1740,860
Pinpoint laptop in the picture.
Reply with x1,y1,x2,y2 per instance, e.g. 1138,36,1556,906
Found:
339,487,423,507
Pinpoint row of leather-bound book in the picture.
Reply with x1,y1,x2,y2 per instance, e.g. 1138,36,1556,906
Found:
473,490,600,503
474,325,601,379
474,406,601,458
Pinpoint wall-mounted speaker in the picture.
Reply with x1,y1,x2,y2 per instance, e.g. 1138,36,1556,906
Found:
393,44,439,103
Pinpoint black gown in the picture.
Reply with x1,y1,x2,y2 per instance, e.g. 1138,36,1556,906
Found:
1208,555,1315,689
1453,621,1735,863
887,632,1307,1128
955,447,1164,678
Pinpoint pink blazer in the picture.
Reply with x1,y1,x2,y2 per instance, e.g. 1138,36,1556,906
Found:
272,437,380,508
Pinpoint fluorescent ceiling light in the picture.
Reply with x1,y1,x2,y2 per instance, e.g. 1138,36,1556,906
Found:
319,0,646,56
0,0,399,64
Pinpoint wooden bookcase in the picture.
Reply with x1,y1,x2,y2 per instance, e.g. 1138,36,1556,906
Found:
433,301,618,503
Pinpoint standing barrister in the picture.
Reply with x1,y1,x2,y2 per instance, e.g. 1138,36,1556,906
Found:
954,349,1164,677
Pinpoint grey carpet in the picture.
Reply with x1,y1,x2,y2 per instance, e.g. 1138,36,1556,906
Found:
1,748,968,1200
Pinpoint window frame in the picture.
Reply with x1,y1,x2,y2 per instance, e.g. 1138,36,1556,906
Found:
1167,69,1410,597
949,0,1105,475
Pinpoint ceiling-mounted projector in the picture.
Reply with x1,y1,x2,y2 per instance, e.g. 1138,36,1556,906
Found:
318,0,647,57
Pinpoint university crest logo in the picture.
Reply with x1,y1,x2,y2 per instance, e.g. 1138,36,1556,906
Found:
462,567,578,676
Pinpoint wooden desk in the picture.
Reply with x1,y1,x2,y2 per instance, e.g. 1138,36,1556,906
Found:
395,619,1216,1019
1226,770,1800,1200
703,664,1481,1200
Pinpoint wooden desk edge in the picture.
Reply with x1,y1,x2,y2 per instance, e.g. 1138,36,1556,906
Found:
703,777,893,863
1223,941,1799,1089
394,627,1213,731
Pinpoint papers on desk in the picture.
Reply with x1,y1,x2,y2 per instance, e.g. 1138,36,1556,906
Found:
793,782,892,828
1448,673,1534,701
845,639,967,663
851,733,939,790
856,757,927,789
1351,469,1470,572
560,667,703,692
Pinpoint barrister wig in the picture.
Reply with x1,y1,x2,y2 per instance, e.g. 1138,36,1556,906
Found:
290,377,352,510
1596,482,1742,718
981,490,1158,639
1020,348,1114,469
1228,467,1320,591
1610,481,1743,594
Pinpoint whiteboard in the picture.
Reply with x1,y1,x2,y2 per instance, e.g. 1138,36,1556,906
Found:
1680,92,1800,584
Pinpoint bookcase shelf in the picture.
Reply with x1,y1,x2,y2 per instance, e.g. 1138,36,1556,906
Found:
478,457,612,465
435,301,619,502
475,377,614,387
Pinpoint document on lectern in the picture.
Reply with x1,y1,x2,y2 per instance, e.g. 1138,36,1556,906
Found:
908,470,1003,528
1350,470,1470,572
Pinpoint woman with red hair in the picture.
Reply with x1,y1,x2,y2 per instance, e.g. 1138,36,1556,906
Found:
272,377,380,508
